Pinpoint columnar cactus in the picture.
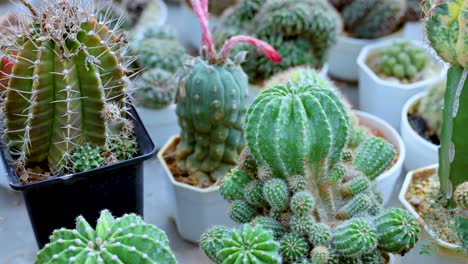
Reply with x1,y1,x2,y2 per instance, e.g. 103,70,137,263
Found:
174,0,280,185
201,74,420,263
0,0,136,175
35,210,177,263
331,0,407,39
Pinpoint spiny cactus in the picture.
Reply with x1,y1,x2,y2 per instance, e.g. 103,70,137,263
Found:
174,0,280,185
220,167,251,201
371,41,429,81
418,80,446,137
35,210,177,263
70,144,104,173
214,0,340,83
228,200,258,223
244,179,268,207
280,233,309,262
132,68,177,109
200,226,231,264
251,216,286,239
333,0,406,39
0,0,136,175
107,137,138,162
454,182,468,210
201,70,419,263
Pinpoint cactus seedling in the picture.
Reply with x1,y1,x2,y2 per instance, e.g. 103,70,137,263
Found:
35,210,177,263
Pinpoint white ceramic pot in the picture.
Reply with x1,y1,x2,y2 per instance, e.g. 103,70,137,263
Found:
354,111,405,206
357,39,446,130
158,136,237,242
136,104,179,150
400,92,438,171
403,21,426,42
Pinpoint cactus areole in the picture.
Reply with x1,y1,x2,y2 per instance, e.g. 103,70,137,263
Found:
0,0,136,176
174,0,281,185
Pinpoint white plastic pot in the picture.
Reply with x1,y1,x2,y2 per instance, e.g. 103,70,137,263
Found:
357,39,445,130
158,136,237,242
400,92,438,171
136,104,179,150
354,111,405,206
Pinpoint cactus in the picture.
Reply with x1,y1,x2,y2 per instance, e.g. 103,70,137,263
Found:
35,210,177,263
336,0,407,39
244,180,268,207
200,226,231,264
374,208,420,255
280,233,309,262
361,251,384,264
174,0,280,185
341,177,370,197
290,214,315,236
264,178,289,210
288,175,308,194
70,144,105,173
332,218,377,257
372,41,429,81
353,137,395,180
0,0,136,175
220,167,252,201
290,191,316,215
454,182,468,210
251,216,286,239
214,0,340,83
425,0,468,205
308,223,332,246
238,146,258,177
311,245,330,264
418,80,446,137
107,137,138,162
218,224,281,264
228,200,257,223
132,68,177,110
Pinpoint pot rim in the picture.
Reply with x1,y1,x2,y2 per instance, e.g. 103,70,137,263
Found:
357,38,446,89
399,164,462,250
401,91,439,151
158,135,221,193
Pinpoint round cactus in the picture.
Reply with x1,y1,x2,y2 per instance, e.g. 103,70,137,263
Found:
280,233,309,262
200,226,231,264
244,180,268,207
132,68,177,110
308,223,332,246
332,218,377,257
107,137,138,162
329,164,346,184
455,182,468,210
70,144,104,173
353,137,395,180
348,126,368,149
290,214,315,236
341,177,370,197
290,191,316,215
336,193,374,220
257,165,275,182
360,251,384,264
136,38,186,73
251,216,286,239
228,200,258,223
263,178,289,210
239,147,258,178
35,210,177,263
288,175,307,194
218,224,281,264
374,208,420,255
310,245,330,264
220,167,252,201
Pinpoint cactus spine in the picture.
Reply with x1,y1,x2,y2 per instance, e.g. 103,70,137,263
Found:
35,210,177,263
174,0,280,185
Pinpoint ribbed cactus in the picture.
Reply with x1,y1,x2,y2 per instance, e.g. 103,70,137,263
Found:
244,180,268,207
201,71,419,263
0,0,136,175
228,200,257,223
200,226,231,264
70,144,105,173
132,68,177,109
426,0,468,205
214,0,340,83
220,167,252,201
174,0,280,185
35,210,177,263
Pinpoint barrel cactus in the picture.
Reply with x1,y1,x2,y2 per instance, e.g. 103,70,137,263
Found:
35,210,177,263
0,0,137,176
331,0,407,39
201,74,420,262
132,68,177,109
174,0,280,185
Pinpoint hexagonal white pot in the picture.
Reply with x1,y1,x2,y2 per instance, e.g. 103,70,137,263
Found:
158,136,238,243
400,92,438,171
354,111,405,206
357,39,446,130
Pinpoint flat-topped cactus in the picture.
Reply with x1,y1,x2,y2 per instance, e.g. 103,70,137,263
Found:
0,0,136,175
174,0,280,185
35,210,177,263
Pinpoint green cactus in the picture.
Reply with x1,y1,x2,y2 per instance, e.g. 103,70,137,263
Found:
308,223,332,247
136,38,185,73
238,146,258,178
361,251,384,264
244,180,268,207
374,208,420,255
35,210,177,263
258,164,275,182
418,80,446,137
229,200,258,223
132,68,177,110
353,137,395,180
291,214,315,236
336,193,374,220
332,218,377,257
311,245,330,264
290,191,316,215
454,182,468,210
94,0,132,30
288,175,308,194
264,178,289,210
337,0,407,39
69,144,104,173
106,137,138,163
0,0,136,175
455,215,468,253
218,224,281,264
200,226,231,264
341,177,370,197
220,167,252,201
373,41,429,81
251,216,286,239
280,233,309,262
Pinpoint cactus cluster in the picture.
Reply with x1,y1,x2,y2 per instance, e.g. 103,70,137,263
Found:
202,75,420,263
35,210,177,263
214,0,340,83
0,0,138,176
371,41,429,81
173,0,280,185
331,0,407,39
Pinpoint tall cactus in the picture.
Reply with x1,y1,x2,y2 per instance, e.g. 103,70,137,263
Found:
201,73,420,263
174,0,280,184
426,0,468,205
0,0,134,174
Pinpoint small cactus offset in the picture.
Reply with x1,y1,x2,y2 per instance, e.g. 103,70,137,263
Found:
201,68,419,263
132,68,178,109
0,0,137,176
200,226,231,264
174,0,280,185
70,144,104,173
35,210,177,263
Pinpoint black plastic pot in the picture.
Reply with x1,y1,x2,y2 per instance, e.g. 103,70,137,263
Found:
0,107,156,248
